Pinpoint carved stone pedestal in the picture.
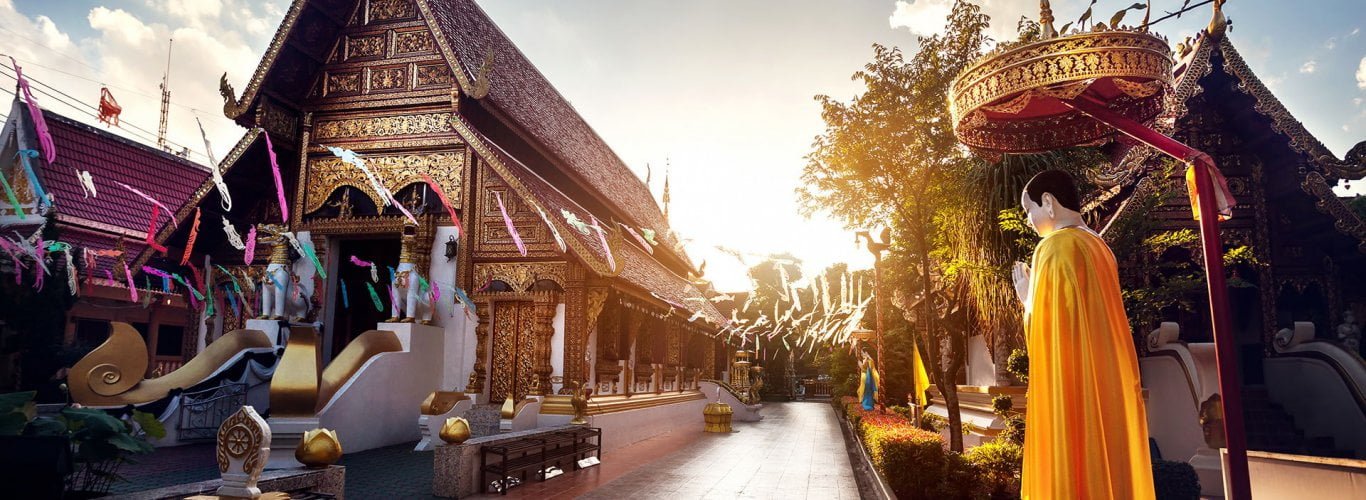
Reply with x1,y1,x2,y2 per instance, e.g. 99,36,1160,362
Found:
266,417,319,470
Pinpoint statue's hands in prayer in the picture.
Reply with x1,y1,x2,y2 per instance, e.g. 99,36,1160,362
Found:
1012,261,1031,308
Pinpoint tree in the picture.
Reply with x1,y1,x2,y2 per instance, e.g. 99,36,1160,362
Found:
799,0,992,451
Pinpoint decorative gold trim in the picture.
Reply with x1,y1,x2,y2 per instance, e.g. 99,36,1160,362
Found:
539,391,704,416
303,150,464,214
449,116,621,277
471,262,567,292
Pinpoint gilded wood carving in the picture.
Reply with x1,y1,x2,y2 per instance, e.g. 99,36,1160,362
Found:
472,262,567,292
304,151,463,215
313,113,454,141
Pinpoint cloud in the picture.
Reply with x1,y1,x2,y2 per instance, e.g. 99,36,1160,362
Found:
1325,37,1337,50
1358,56,1366,89
1300,60,1317,74
1,1,287,165
888,0,1039,42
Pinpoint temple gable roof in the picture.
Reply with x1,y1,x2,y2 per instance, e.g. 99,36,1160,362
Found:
222,0,687,271
1096,30,1366,251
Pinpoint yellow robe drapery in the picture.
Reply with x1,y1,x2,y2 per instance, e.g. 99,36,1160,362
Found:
1021,227,1154,500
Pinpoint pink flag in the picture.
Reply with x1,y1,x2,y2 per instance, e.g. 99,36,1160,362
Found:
10,57,56,163
590,216,615,272
493,191,527,256
422,173,463,238
244,226,257,263
123,262,138,302
118,182,177,228
262,131,288,222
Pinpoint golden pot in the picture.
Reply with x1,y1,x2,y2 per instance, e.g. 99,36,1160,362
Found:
703,402,733,433
295,428,342,468
440,417,472,444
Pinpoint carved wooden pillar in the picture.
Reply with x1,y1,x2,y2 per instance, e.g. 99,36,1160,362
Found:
704,339,717,379
624,311,643,396
576,287,608,388
595,303,621,395
532,291,559,395
470,297,492,394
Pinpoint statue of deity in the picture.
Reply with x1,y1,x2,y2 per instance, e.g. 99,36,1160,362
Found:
388,222,430,323
257,224,291,320
1012,170,1154,498
1337,310,1361,354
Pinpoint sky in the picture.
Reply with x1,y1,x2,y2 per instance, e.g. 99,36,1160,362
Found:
1,0,1363,291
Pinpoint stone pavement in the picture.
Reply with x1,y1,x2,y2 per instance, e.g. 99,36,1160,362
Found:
109,401,856,499
490,401,859,499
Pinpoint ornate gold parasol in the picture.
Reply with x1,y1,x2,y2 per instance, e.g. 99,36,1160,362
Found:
948,2,1249,498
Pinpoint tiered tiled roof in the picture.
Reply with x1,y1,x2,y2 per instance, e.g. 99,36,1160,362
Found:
458,116,726,325
6,104,209,276
424,0,680,259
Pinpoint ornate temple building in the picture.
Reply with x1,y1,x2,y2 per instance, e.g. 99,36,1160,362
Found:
1085,10,1366,474
0,103,208,391
103,0,735,442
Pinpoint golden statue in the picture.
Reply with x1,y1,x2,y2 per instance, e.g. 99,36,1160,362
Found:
569,381,590,425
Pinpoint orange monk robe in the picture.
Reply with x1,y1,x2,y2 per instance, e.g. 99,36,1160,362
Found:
1021,227,1154,500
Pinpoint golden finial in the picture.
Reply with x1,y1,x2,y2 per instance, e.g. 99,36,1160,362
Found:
295,428,342,468
1208,0,1228,36
1039,0,1058,39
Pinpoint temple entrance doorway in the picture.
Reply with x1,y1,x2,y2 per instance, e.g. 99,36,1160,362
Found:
330,237,400,361
489,299,537,404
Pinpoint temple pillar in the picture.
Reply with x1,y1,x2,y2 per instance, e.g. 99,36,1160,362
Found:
574,286,608,391
470,297,491,399
532,291,559,395
594,303,621,395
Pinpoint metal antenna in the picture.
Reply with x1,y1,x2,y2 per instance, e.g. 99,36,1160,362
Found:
157,38,173,151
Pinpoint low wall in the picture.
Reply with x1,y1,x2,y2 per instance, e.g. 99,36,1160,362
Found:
433,425,577,498
317,323,445,453
104,465,344,500
1223,450,1366,499
538,394,710,453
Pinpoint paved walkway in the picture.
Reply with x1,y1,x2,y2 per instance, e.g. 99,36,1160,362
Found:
111,401,857,499
493,401,858,499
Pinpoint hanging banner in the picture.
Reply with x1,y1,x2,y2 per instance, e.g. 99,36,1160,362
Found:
590,215,615,272
261,130,288,222
492,191,527,257
283,232,326,279
222,217,246,250
98,87,122,127
118,182,177,228
244,226,257,263
144,205,168,254
10,57,56,163
180,208,201,266
421,173,463,237
536,206,566,253
340,280,350,309
76,169,97,198
17,150,49,209
365,282,383,312
0,166,24,219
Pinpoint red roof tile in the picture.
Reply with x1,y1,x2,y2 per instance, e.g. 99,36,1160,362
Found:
38,110,210,235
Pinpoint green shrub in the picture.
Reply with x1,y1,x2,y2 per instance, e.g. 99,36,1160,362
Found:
966,440,1023,499
1152,459,1200,500
918,412,947,433
1006,349,1029,384
856,410,953,499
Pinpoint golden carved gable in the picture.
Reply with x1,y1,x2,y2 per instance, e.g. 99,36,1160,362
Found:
474,164,560,258
303,150,464,215
473,262,567,292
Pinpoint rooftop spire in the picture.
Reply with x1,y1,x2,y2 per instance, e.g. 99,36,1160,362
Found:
662,158,671,222
1040,0,1058,39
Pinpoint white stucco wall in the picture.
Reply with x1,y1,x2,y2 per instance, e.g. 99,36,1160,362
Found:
966,335,996,386
426,225,471,391
551,303,565,392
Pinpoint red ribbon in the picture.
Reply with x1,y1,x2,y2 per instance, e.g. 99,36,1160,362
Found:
422,173,463,238
180,208,201,266
145,205,168,254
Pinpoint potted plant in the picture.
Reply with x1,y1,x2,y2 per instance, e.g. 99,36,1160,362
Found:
0,390,165,498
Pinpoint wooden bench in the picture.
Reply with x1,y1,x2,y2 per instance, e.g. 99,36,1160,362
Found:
480,427,602,495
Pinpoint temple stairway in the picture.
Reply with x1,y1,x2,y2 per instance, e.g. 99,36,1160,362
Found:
465,403,502,438
1241,385,1353,458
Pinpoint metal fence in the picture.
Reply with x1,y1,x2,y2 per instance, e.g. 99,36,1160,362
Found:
178,383,246,441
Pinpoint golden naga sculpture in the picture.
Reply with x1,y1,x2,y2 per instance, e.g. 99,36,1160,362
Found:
440,417,472,444
569,381,590,425
295,428,343,468
500,394,516,419
421,391,468,416
68,322,271,406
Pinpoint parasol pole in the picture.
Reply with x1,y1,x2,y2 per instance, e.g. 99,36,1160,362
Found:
1061,93,1252,500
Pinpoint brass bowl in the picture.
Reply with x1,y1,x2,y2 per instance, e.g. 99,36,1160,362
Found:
295,428,342,468
439,417,472,444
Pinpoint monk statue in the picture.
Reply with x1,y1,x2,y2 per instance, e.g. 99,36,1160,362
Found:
257,224,290,320
388,222,428,323
1012,170,1155,499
